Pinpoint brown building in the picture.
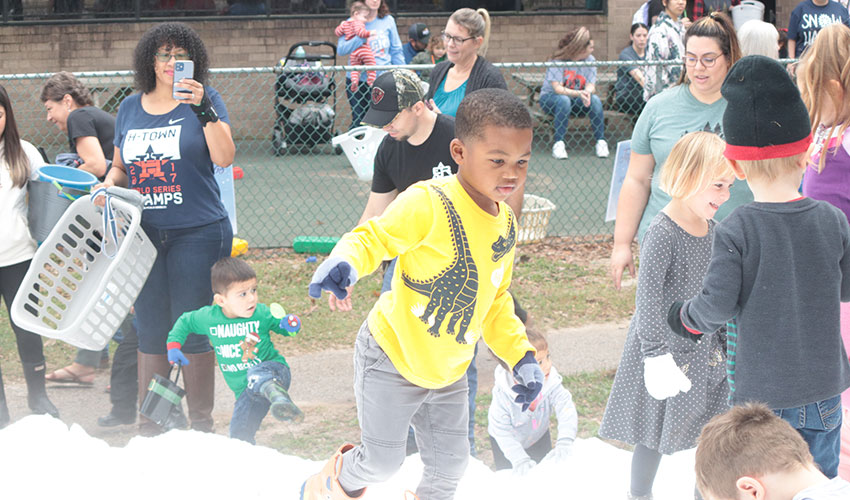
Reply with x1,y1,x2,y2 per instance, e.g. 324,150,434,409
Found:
0,1,801,73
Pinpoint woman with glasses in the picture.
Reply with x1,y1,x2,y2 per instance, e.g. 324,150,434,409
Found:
424,8,506,118
539,26,609,160
610,13,753,291
96,22,235,436
644,0,691,101
336,0,403,129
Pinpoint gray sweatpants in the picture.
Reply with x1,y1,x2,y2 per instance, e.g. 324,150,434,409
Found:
337,321,470,500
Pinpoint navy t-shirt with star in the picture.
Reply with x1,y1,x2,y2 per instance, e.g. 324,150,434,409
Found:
371,113,458,194
114,87,230,229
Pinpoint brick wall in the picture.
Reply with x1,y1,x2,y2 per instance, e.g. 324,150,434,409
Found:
0,1,803,74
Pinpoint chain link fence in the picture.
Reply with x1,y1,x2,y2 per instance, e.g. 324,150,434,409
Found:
3,59,679,249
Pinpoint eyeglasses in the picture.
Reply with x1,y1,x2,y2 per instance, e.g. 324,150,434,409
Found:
441,31,475,45
155,52,191,63
684,53,723,68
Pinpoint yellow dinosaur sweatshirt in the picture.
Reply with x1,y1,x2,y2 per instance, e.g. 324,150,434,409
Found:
332,176,533,389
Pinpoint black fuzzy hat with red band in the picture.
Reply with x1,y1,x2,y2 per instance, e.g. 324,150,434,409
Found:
721,55,812,161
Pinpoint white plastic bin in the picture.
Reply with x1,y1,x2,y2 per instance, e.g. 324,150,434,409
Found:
332,126,388,182
731,1,765,31
11,190,157,350
518,194,556,244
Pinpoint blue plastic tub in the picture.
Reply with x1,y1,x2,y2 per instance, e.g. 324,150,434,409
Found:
38,165,98,190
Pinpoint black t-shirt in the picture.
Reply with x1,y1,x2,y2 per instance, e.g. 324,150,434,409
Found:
371,113,458,194
67,106,115,161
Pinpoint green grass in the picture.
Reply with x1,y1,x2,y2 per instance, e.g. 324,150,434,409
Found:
0,241,635,382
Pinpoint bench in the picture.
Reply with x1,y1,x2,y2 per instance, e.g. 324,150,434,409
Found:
510,71,635,145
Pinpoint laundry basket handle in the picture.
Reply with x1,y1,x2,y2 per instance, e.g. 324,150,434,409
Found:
90,186,144,259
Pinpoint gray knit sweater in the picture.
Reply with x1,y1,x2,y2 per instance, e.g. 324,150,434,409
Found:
680,198,850,409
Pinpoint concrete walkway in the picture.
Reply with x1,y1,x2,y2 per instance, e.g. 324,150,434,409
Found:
2,321,629,446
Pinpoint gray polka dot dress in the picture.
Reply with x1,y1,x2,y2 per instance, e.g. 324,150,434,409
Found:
599,212,729,454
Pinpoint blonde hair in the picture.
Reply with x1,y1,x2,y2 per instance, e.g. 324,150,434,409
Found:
551,26,592,61
426,34,445,53
696,403,814,500
798,22,850,173
738,20,779,59
658,131,731,199
449,8,491,57
735,154,804,183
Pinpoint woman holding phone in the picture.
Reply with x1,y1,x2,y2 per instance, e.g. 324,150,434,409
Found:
96,22,234,436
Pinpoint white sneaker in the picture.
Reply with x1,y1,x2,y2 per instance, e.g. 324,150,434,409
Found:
595,139,610,158
552,141,568,159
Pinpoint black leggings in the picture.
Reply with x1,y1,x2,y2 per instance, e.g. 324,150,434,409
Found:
631,444,663,497
489,429,552,470
0,260,45,365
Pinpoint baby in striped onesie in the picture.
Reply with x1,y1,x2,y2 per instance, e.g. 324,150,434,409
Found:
334,1,377,92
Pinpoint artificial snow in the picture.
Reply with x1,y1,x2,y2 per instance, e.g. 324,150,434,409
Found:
0,415,697,499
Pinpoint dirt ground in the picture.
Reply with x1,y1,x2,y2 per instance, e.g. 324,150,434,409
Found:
2,321,628,449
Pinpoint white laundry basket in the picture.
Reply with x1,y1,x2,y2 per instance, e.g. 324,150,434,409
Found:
731,1,765,30
332,126,388,182
11,188,157,350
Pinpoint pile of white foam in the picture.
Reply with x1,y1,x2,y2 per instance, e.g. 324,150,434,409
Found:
0,415,696,499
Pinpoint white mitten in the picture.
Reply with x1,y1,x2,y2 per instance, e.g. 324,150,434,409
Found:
512,457,536,476
643,353,692,400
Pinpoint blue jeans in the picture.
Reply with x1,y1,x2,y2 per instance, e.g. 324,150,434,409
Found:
774,395,843,478
346,78,370,130
230,361,291,444
384,258,479,455
135,218,233,355
539,91,605,143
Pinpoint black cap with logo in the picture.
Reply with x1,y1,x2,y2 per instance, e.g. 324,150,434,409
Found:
408,23,431,44
361,69,425,128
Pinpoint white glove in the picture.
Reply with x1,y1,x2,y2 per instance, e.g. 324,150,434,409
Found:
643,353,692,400
512,457,536,476
541,439,573,464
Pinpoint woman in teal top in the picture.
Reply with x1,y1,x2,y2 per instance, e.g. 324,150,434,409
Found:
610,13,753,290
424,8,506,117
432,79,467,117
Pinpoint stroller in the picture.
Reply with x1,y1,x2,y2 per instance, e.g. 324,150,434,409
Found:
272,41,338,155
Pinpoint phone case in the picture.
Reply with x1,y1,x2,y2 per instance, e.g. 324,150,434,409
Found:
172,61,195,100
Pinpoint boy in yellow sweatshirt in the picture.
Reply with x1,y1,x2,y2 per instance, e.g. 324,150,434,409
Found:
301,88,542,500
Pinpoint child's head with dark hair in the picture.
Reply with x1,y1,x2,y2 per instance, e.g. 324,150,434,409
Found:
454,88,532,143
211,258,259,319
696,403,816,500
450,89,532,216
133,22,210,94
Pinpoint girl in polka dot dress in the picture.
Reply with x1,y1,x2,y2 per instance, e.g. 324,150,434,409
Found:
599,131,733,500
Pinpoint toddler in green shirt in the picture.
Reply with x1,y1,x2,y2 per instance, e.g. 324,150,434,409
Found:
166,257,303,444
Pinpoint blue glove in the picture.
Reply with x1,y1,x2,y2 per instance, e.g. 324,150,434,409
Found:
512,351,544,412
308,256,358,300
167,347,190,366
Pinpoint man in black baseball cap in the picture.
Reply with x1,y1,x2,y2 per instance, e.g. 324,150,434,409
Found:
403,22,430,63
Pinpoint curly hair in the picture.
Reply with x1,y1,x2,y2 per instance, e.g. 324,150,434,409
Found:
40,71,94,106
133,22,209,93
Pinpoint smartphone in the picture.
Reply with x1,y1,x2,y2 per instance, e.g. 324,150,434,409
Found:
172,60,194,101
